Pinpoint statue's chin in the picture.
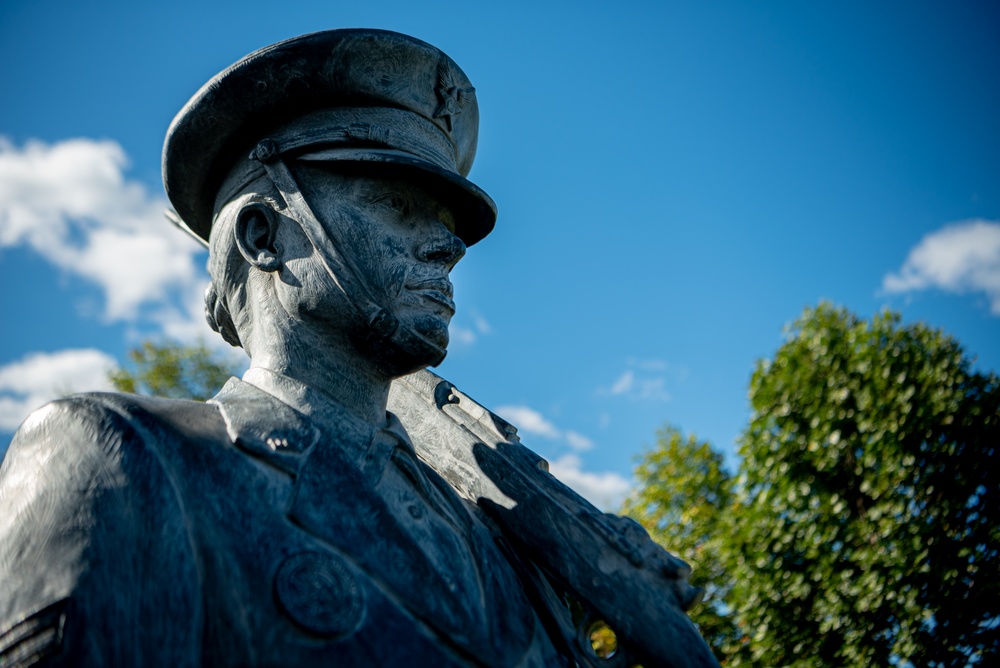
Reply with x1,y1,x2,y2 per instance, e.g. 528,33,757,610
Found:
354,315,450,378
410,314,451,350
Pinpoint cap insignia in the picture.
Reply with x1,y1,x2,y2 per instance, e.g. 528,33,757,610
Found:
433,61,475,131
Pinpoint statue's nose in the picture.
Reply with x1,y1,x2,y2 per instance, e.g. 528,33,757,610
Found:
416,231,466,268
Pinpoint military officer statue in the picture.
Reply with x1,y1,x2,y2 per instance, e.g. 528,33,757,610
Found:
0,30,718,667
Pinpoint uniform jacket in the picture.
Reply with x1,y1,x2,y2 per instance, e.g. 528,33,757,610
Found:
0,370,569,667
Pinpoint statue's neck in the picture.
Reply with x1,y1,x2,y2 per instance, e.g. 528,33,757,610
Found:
247,325,392,429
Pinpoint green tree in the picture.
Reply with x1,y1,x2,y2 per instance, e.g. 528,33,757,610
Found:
109,339,242,401
626,304,999,667
622,426,740,663
731,304,999,667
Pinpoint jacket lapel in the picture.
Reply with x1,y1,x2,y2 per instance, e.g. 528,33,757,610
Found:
210,378,319,476
210,377,492,653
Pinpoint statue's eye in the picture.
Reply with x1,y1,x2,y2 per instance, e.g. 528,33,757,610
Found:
440,209,458,235
370,193,410,217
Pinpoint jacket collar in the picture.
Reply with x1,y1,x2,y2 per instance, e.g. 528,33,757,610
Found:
208,367,413,478
210,374,318,476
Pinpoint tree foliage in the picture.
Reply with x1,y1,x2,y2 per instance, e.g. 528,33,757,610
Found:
626,304,999,667
108,339,242,401
621,426,739,663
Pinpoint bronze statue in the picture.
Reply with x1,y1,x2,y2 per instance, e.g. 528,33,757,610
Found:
0,29,717,667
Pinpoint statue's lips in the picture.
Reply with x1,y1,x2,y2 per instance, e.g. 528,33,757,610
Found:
406,279,455,314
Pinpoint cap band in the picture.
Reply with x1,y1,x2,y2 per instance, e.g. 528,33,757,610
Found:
214,107,458,213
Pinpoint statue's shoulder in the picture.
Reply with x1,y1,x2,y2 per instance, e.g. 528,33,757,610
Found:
0,392,208,665
0,390,230,554
4,390,227,469
0,388,222,547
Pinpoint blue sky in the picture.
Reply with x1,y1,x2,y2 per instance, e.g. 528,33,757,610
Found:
2,0,998,508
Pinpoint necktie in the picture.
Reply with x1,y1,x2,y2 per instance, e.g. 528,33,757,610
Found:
364,427,467,531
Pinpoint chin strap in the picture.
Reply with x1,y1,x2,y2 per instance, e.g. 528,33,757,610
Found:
252,139,447,369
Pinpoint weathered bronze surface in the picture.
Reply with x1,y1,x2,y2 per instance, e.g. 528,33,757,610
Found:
0,29,718,667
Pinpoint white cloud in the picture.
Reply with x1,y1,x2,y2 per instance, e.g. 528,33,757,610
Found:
0,137,207,322
628,356,669,372
489,407,621,506
495,405,562,439
610,370,634,395
494,404,597,453
564,430,594,451
634,376,670,401
603,367,671,402
449,311,492,347
883,219,1000,314
146,277,215,342
472,312,491,335
450,325,477,346
0,349,117,432
547,454,631,510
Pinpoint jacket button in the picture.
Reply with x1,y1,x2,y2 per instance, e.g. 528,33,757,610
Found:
274,550,365,638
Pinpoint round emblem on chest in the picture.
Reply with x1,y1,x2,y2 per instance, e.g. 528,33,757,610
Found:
274,550,365,638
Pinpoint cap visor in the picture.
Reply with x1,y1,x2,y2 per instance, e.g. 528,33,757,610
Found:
296,147,496,246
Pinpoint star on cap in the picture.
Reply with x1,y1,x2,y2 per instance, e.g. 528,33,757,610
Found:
434,61,475,131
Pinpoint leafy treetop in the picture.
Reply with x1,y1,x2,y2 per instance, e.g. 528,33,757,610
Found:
626,304,999,667
108,340,242,402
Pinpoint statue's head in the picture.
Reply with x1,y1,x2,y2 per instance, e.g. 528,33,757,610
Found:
162,29,495,377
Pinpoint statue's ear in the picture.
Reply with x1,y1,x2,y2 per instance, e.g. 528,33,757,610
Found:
234,202,281,272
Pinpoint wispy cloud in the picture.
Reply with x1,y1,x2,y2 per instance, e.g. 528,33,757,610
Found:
495,405,562,439
494,403,629,507
610,370,635,395
564,431,594,451
472,311,491,335
883,219,1000,315
494,404,594,451
547,454,631,510
450,325,477,346
449,311,492,347
628,356,669,372
0,349,117,432
602,359,674,402
0,137,209,330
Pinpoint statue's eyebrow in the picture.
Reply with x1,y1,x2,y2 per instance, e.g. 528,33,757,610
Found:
367,190,406,205
366,189,417,218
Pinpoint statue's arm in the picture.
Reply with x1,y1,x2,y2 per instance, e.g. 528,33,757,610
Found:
0,396,201,667
390,370,720,668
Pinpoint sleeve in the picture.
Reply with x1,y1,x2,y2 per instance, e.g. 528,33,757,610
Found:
0,396,202,667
